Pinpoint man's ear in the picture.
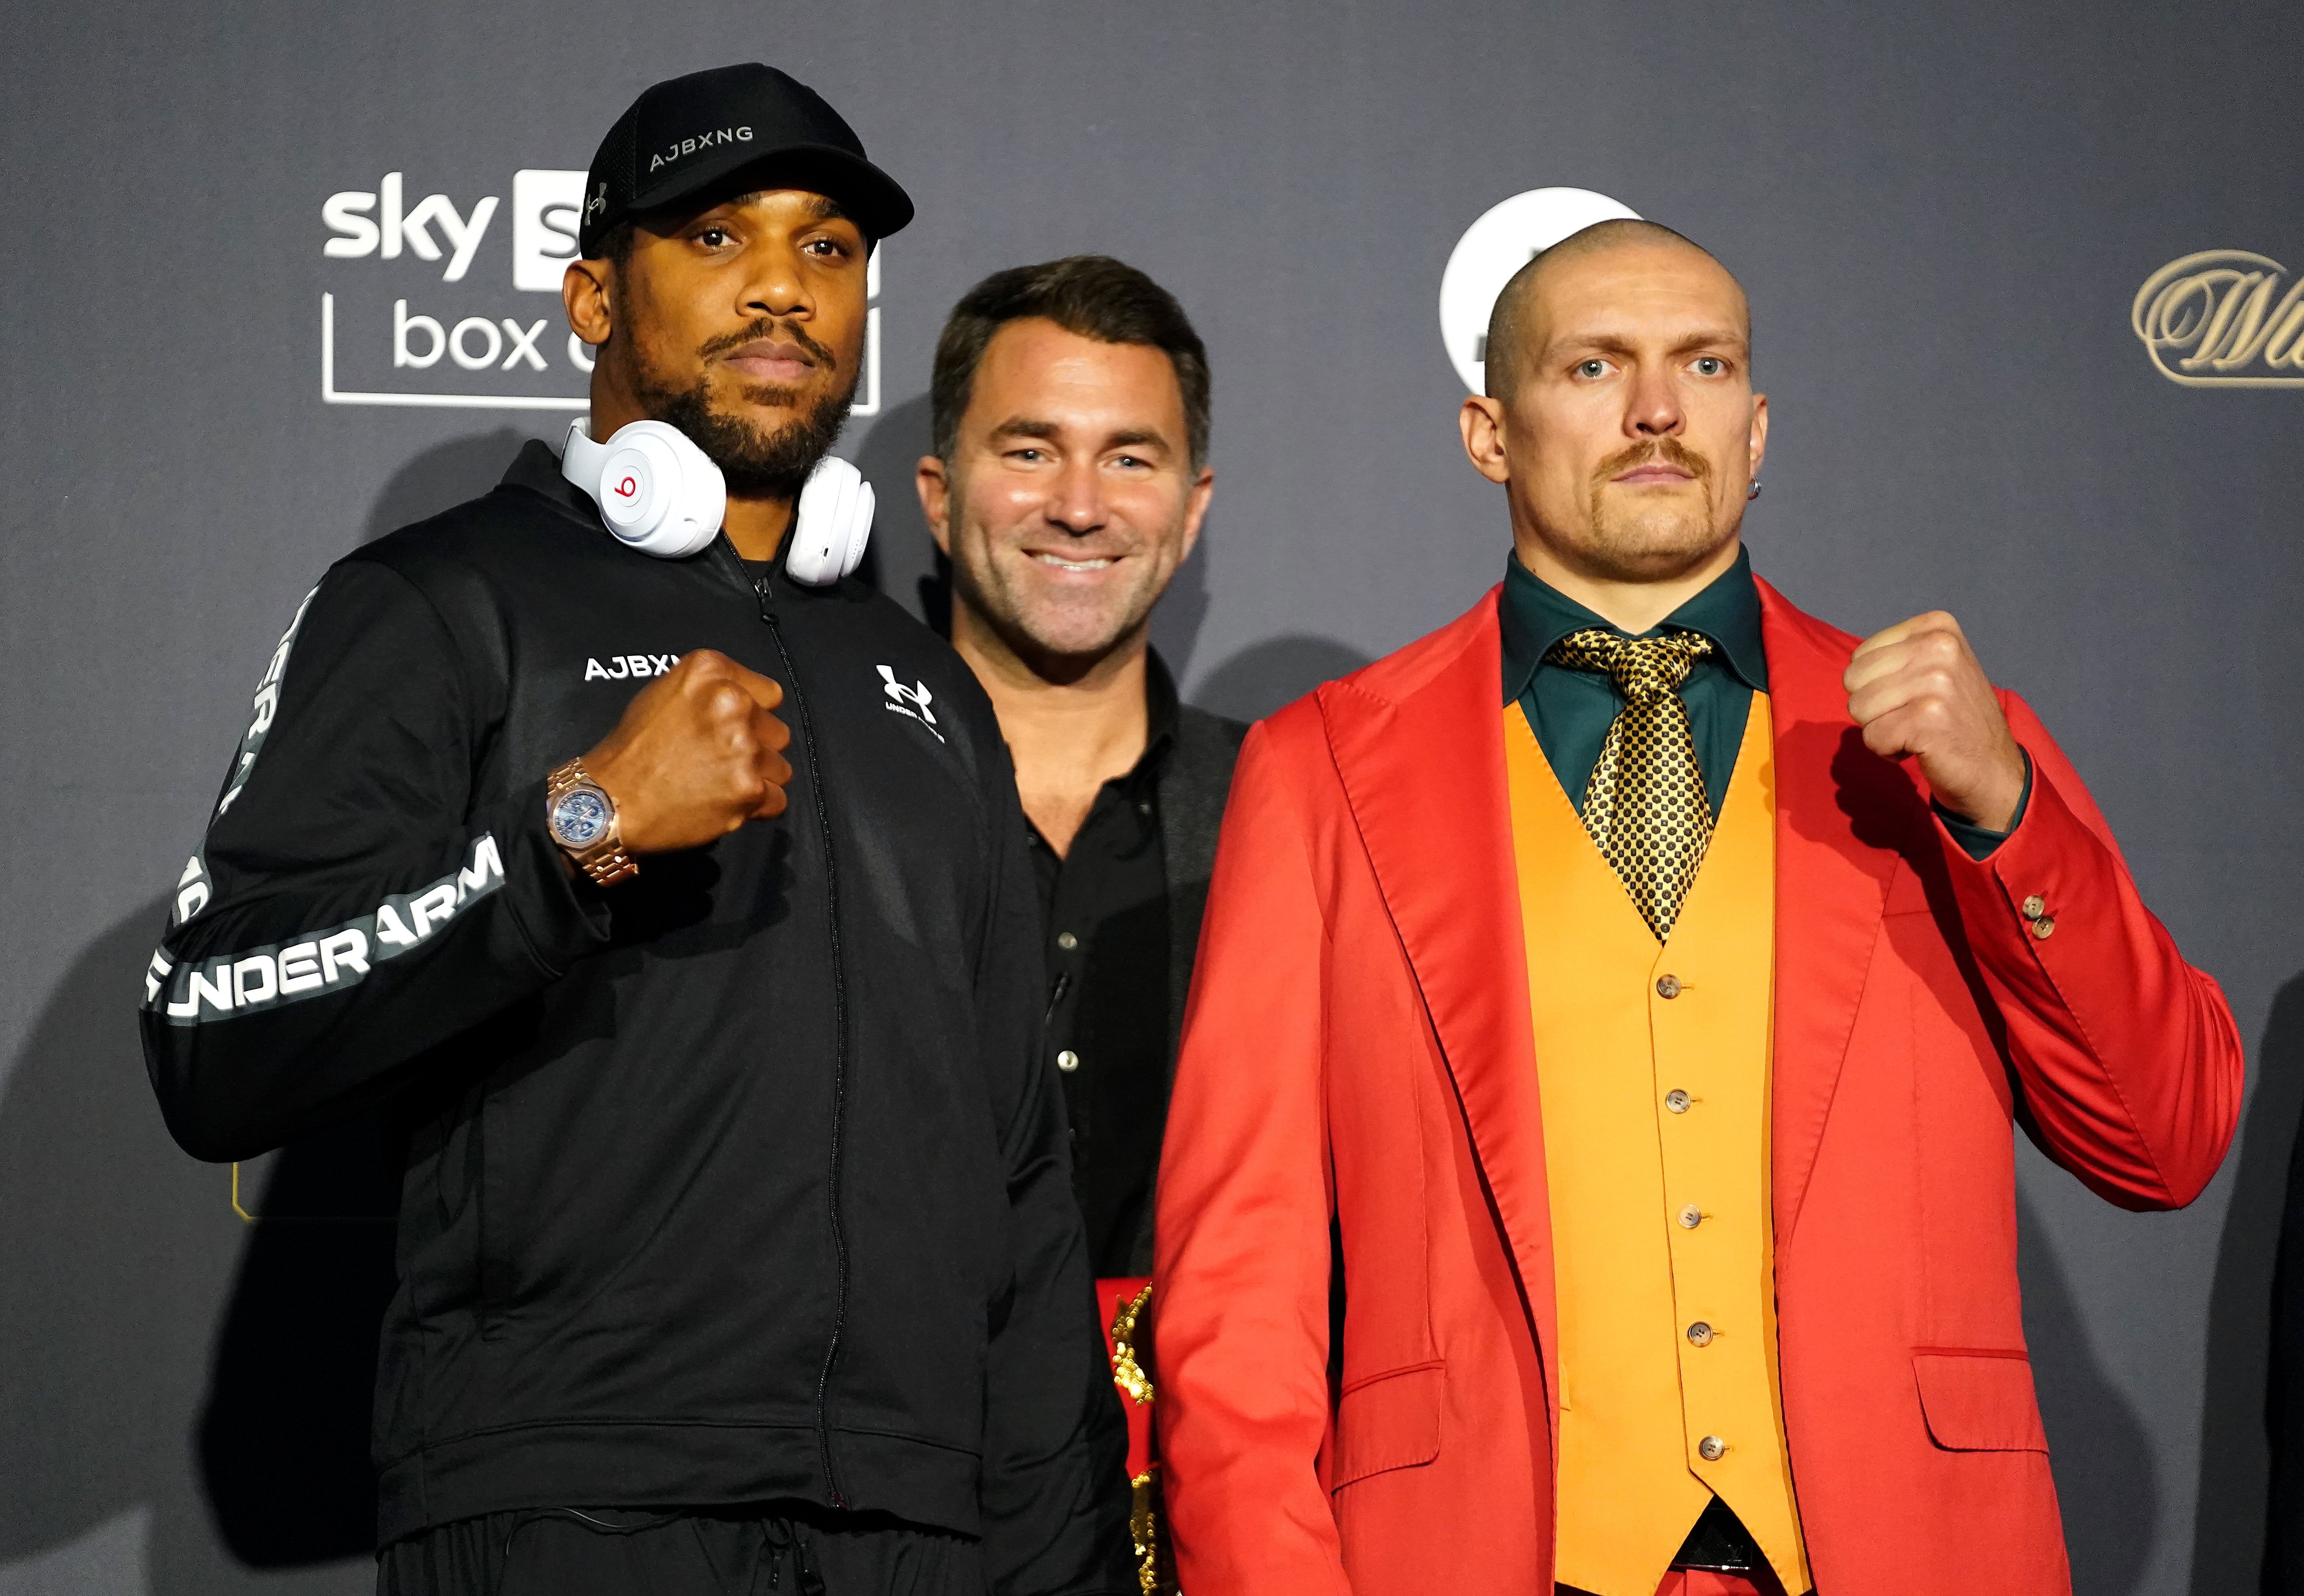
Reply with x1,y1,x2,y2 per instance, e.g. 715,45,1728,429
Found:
1747,391,1770,482
1177,464,1215,566
916,454,953,554
1460,395,1511,485
564,257,615,347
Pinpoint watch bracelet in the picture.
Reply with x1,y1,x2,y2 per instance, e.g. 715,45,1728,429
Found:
581,847,639,886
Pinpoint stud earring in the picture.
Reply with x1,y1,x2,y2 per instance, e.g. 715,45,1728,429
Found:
1747,480,1763,501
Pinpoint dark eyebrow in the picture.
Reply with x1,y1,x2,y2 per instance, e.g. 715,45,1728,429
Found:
987,419,1175,454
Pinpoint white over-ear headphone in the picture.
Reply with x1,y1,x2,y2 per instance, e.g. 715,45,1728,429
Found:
561,417,873,585
562,417,725,559
785,454,874,585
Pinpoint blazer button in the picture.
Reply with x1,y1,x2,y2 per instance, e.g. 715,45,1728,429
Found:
1699,1435,1728,1461
1665,1090,1691,1114
2031,917,2056,940
1056,931,1080,951
1057,1050,1081,1072
2021,894,2047,920
1655,974,1682,999
1687,1321,1715,1346
1679,1205,1703,1229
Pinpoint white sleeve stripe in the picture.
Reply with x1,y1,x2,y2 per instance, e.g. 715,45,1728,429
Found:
146,834,506,1026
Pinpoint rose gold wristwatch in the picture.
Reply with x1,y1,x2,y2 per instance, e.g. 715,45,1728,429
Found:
544,758,639,886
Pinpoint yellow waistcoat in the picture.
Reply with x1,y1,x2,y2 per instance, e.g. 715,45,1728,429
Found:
1503,696,1810,1596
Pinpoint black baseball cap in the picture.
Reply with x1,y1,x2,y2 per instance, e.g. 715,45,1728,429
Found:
579,63,913,257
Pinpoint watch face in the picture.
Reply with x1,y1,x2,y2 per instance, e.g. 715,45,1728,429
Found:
550,785,613,850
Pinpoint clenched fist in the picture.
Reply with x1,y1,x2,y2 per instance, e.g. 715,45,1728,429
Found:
581,650,793,854
1844,612,2026,833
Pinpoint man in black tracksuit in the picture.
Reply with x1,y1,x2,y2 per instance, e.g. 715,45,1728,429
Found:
139,64,1131,1596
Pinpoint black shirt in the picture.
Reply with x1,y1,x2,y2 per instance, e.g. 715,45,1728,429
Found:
1027,653,1180,1279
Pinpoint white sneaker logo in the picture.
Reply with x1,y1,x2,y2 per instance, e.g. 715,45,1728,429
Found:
878,666,945,743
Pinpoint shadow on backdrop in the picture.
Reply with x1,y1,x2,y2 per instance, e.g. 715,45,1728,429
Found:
361,428,540,546
2228,974,2304,1593
2020,1182,2159,1596
848,395,944,631
1188,635,1373,724
0,900,374,1596
0,431,538,1593
197,1118,397,1568
1147,529,1210,687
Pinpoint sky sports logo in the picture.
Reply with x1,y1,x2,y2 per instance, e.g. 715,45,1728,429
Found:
318,168,882,413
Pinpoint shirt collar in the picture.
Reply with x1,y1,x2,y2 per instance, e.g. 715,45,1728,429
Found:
1499,544,1768,705
1143,647,1181,762
1074,650,1178,812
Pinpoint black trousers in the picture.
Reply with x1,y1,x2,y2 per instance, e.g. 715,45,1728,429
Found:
378,1504,985,1596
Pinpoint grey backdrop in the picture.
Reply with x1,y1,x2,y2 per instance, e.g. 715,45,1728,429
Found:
2,2,2299,1591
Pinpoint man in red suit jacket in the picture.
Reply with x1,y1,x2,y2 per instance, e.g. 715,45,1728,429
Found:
1151,219,2242,1595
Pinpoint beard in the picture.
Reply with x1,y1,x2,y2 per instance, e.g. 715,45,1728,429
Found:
631,318,860,500
1573,437,1731,579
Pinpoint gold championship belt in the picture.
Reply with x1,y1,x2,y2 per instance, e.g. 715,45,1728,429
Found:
1100,1277,1173,1595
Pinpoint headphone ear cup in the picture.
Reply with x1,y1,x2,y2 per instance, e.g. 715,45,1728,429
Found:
619,422,724,558
572,419,725,559
592,432,674,543
841,481,874,578
787,456,871,586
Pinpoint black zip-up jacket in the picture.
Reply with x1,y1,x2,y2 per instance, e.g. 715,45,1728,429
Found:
139,442,1132,1590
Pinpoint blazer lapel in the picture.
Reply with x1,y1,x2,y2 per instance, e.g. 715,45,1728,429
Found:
1313,577,1906,1397
1759,578,1906,1247
1319,591,1560,1397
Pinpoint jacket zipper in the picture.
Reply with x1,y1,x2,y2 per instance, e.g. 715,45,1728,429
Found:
745,561,853,1510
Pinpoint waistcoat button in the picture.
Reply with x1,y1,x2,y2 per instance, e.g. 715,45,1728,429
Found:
1699,1434,1727,1461
1687,1321,1714,1346
2031,916,2056,940
1056,1050,1080,1072
1679,1205,1703,1228
2021,894,2047,920
1665,1090,1691,1113
1655,974,1682,999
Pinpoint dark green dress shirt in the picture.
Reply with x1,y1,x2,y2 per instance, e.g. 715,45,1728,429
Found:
1497,550,2022,858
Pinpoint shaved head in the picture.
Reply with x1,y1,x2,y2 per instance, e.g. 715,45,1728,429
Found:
1457,214,1767,633
1484,219,1748,401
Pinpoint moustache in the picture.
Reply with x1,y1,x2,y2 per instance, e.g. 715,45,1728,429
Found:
1594,438,1712,486
697,316,839,373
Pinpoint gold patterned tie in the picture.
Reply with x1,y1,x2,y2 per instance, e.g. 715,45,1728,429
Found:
1545,628,1717,940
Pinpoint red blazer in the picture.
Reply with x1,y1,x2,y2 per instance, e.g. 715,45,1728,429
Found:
1152,581,2241,1595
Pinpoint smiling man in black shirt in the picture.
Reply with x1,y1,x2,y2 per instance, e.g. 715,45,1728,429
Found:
916,259,1244,1287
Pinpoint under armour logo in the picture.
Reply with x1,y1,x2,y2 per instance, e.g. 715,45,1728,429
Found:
878,666,945,743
